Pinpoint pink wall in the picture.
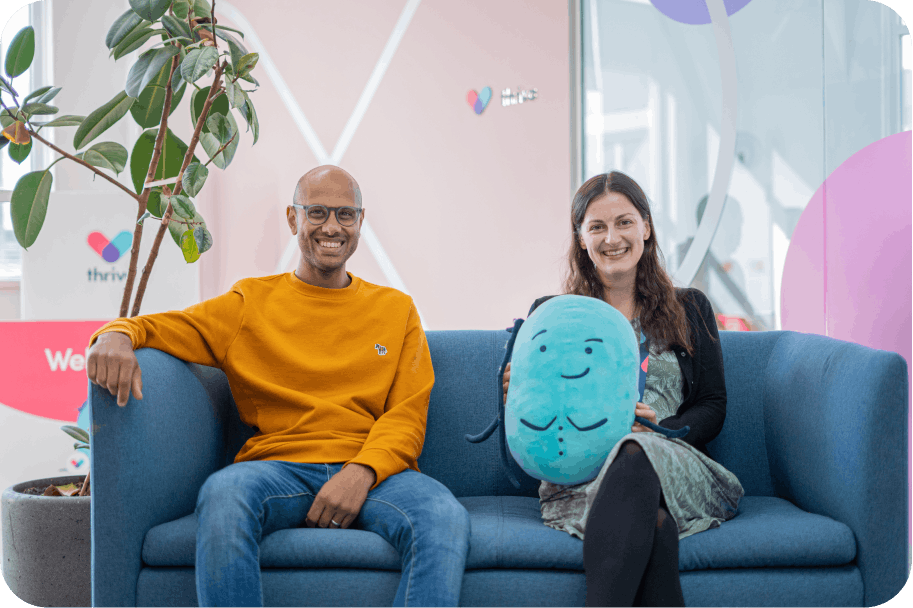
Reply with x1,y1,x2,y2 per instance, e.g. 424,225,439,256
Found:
197,0,571,329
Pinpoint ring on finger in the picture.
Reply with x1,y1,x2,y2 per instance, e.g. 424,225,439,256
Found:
330,519,341,527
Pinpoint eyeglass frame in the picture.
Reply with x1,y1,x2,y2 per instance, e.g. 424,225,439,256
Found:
290,203,364,226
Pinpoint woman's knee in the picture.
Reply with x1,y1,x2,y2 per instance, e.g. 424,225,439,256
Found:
656,507,678,536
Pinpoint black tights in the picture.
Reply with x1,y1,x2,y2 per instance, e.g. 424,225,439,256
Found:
583,441,685,607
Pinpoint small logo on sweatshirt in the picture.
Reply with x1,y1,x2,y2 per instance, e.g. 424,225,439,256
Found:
375,344,387,356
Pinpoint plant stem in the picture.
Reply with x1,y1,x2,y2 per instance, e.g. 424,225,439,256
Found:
25,129,140,200
131,62,225,317
78,470,90,497
211,0,218,52
121,53,181,318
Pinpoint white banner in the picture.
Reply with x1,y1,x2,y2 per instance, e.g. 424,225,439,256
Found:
20,190,200,320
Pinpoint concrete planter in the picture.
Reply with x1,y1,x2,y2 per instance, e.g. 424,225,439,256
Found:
1,475,91,607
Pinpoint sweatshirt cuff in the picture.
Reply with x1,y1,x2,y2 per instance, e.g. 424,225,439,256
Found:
345,448,402,490
89,325,136,348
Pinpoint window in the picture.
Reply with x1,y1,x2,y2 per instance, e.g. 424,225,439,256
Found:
902,33,911,131
0,5,38,283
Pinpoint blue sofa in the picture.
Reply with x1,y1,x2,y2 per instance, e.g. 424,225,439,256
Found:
89,330,909,607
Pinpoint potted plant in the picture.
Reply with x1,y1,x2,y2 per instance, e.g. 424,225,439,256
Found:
1,1,260,605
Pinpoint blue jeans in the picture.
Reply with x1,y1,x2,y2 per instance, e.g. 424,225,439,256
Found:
194,461,470,607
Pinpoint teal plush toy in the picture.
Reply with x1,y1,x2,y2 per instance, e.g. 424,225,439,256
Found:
466,295,688,487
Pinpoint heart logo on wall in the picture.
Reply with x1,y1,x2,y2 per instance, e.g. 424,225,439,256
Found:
87,230,133,263
467,87,492,114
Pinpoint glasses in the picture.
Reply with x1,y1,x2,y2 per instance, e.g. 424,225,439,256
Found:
291,204,363,227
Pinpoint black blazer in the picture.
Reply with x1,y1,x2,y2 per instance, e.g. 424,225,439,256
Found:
527,288,726,459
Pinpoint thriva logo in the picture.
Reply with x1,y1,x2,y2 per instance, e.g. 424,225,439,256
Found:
467,85,538,115
88,230,132,262
87,230,132,282
467,87,492,114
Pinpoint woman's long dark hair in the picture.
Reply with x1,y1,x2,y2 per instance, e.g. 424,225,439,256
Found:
564,171,694,355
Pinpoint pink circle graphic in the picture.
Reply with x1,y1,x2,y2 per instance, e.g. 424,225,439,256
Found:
781,131,911,377
649,0,754,25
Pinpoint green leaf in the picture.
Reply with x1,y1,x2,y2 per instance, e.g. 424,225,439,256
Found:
181,46,219,83
172,0,190,20
0,76,17,97
194,225,212,254
73,90,135,149
239,90,258,145
194,23,245,39
224,80,244,109
0,113,15,128
147,186,165,216
167,199,207,247
75,141,129,175
22,85,53,104
36,87,62,104
239,71,259,87
181,161,208,197
180,228,200,263
32,115,84,128
137,210,152,224
167,194,196,219
190,0,212,17
126,46,180,99
61,425,90,444
73,443,90,451
235,53,258,78
130,82,185,129
206,112,232,145
111,26,161,61
129,67,186,129
171,50,187,93
200,112,239,169
130,127,199,193
5,26,35,78
129,0,171,22
10,169,53,249
106,9,144,49
21,102,58,116
8,140,31,164
190,83,229,134
161,14,192,40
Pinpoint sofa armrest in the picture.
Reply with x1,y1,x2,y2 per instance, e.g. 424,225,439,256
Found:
90,348,232,607
764,332,909,607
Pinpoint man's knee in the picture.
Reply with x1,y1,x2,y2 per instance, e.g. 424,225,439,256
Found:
196,463,261,512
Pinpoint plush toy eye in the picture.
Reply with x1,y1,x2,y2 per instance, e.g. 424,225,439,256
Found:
585,347,593,354
540,345,546,352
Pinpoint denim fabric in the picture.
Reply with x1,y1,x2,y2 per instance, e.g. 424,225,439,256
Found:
194,461,470,607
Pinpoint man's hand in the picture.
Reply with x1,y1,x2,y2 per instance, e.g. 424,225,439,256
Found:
306,463,376,529
632,401,657,433
86,332,142,407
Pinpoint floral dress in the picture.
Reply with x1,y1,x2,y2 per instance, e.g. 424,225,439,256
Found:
538,321,744,541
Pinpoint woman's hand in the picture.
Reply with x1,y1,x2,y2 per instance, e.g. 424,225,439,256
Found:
502,362,511,404
632,401,657,432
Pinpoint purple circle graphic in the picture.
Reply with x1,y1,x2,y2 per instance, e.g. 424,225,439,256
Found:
102,243,121,262
650,0,754,25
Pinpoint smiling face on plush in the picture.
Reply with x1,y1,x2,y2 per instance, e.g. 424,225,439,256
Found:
505,295,639,484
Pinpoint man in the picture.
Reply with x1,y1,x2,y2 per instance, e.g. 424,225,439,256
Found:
86,166,470,607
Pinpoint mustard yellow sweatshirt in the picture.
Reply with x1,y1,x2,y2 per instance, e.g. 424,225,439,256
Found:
89,272,433,489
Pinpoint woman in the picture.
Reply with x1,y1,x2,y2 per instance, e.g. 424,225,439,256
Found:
503,172,744,607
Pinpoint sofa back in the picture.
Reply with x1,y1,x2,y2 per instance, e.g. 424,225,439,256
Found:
418,329,785,499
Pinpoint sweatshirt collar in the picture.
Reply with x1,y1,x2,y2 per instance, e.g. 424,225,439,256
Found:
285,271,362,300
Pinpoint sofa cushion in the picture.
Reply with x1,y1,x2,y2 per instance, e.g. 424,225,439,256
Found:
142,496,856,572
